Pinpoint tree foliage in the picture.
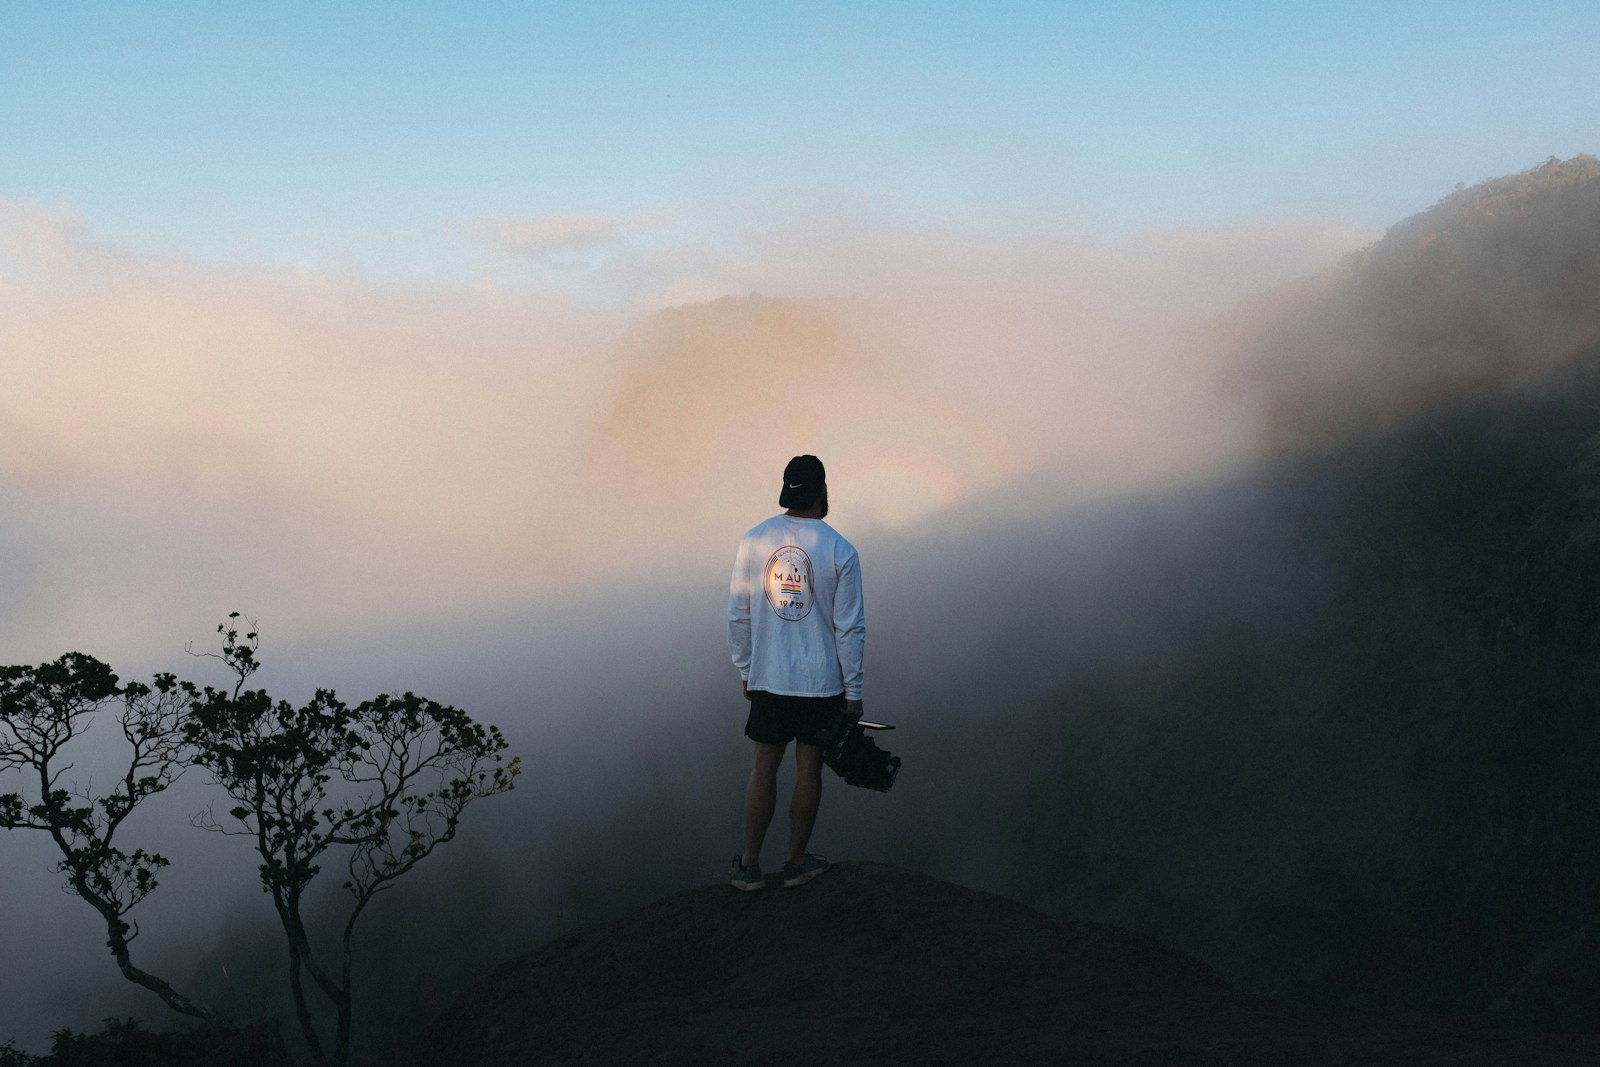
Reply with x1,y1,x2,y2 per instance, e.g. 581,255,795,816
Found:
0,1018,288,1067
0,653,215,1023
0,616,519,1066
184,615,520,1067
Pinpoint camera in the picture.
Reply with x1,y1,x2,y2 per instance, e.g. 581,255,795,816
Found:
818,713,901,792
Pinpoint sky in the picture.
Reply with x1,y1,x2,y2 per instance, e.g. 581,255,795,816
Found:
3,1,1596,283
2,1,1600,1052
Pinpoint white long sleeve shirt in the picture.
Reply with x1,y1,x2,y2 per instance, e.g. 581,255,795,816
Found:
727,514,865,700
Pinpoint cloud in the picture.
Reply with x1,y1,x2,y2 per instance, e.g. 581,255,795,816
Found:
0,199,1372,665
589,216,1379,527
0,201,1376,1048
468,213,662,261
0,200,625,662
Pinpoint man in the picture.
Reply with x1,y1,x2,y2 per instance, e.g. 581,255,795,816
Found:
727,454,865,891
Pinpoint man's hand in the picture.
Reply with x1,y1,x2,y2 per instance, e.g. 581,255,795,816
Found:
845,699,864,720
742,679,752,701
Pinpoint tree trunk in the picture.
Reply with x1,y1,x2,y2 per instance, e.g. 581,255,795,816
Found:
333,944,354,1067
287,940,329,1067
106,923,220,1024
77,881,219,1025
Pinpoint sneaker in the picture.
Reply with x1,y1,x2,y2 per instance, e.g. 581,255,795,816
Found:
729,855,765,892
782,852,830,889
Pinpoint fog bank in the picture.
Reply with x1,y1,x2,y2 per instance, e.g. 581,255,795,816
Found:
0,201,1376,1051
0,199,1371,666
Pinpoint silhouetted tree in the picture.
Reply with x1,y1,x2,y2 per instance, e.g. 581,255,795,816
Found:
1,1017,289,1067
185,615,519,1067
0,654,218,1024
0,1039,35,1067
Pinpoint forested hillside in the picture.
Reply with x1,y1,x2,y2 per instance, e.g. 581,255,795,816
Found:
1015,157,1600,1028
1237,154,1600,451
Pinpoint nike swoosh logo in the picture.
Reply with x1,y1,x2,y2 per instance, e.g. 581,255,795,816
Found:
788,482,803,488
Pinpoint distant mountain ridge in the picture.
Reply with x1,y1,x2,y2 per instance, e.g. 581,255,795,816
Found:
1007,156,1600,1032
1230,154,1600,452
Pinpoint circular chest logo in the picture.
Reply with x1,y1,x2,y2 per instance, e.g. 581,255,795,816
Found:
764,545,814,621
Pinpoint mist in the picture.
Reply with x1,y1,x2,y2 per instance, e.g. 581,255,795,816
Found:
8,156,1600,1051
0,197,1371,661
2,477,1315,1057
0,193,1430,1055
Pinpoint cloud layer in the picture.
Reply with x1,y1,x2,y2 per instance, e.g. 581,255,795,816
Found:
0,200,1374,664
0,198,1382,1050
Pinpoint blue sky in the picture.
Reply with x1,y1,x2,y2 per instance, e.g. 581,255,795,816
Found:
3,0,1596,277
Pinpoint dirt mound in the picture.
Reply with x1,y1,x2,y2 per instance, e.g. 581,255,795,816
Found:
417,863,1600,1065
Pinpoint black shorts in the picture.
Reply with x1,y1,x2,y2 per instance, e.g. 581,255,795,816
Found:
744,690,846,746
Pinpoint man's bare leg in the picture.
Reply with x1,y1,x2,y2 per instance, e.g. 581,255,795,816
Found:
787,741,823,864
742,741,786,867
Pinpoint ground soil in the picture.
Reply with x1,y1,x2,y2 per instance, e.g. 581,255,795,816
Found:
416,862,1600,1065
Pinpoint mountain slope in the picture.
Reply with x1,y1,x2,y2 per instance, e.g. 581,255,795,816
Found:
1001,157,1600,1025
1229,154,1600,452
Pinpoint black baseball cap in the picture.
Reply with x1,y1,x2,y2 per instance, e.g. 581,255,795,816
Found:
778,454,826,508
